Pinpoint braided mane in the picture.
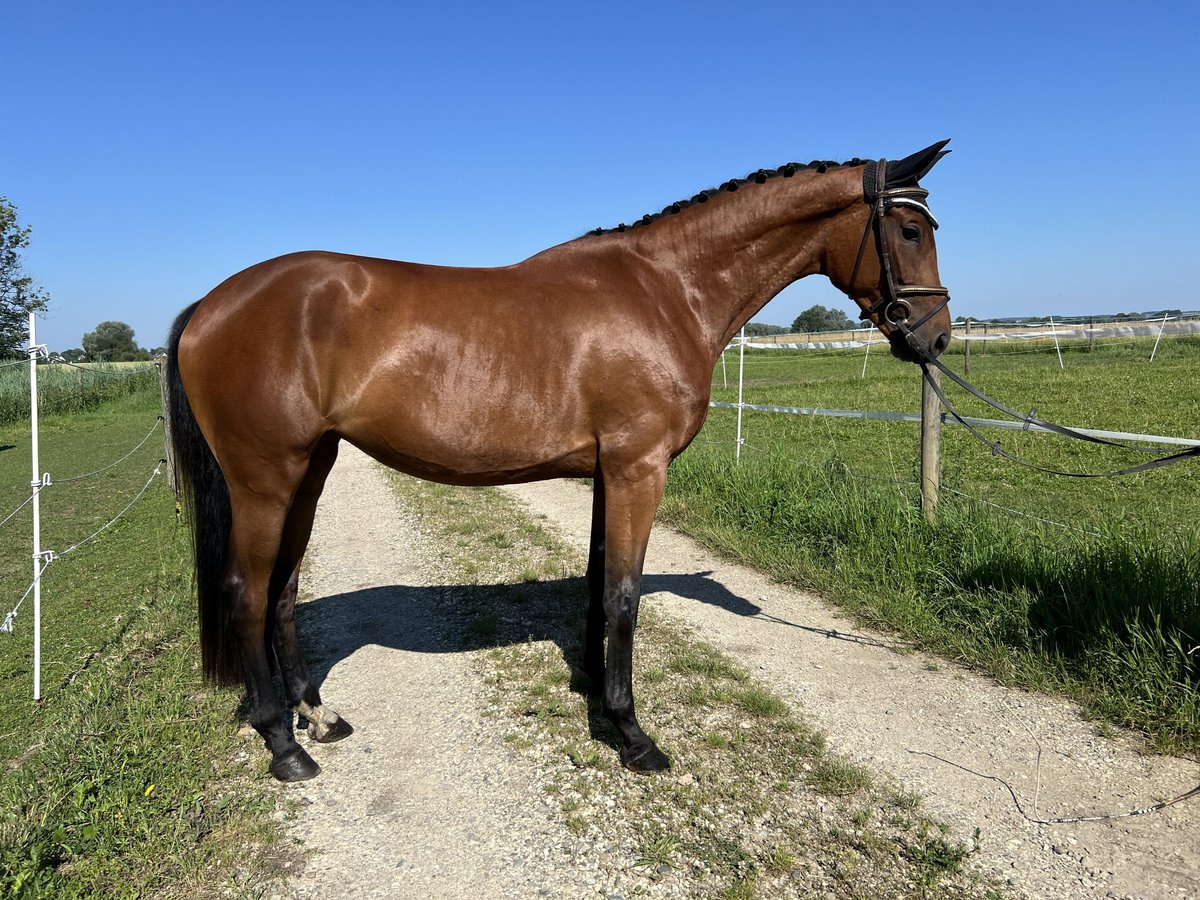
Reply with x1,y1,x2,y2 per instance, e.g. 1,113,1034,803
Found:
586,157,869,236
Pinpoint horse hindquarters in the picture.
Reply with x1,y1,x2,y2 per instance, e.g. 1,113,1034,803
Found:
170,305,348,781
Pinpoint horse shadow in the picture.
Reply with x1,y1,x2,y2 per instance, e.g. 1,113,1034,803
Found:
290,568,890,747
292,571,760,751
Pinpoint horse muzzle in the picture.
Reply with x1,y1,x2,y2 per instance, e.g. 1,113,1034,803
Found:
886,293,951,361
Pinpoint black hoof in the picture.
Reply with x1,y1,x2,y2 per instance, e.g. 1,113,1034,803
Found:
310,716,354,744
620,741,671,774
270,746,321,782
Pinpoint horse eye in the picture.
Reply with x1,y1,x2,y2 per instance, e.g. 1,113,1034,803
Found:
901,223,921,243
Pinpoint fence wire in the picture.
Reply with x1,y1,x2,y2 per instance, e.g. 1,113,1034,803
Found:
53,462,164,560
53,361,158,378
54,417,163,483
0,488,38,533
1,461,165,637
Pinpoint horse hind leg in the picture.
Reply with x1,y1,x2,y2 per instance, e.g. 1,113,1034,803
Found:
270,434,353,747
225,483,322,782
272,566,353,744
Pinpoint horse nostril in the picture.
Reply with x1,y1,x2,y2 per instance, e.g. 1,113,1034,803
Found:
932,332,950,356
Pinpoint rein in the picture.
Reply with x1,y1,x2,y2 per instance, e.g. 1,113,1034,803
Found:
856,157,1200,478
914,350,1200,478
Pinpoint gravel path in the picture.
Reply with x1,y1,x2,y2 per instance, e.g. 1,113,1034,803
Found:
504,479,1200,900
282,445,1200,899
283,446,593,899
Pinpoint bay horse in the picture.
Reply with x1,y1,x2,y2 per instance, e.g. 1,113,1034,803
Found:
167,141,953,782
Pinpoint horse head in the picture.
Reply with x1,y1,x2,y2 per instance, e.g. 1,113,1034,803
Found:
830,140,953,361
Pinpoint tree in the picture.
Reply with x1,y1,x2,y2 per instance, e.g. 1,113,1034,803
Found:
790,304,855,334
82,321,141,362
1,197,51,356
743,322,789,337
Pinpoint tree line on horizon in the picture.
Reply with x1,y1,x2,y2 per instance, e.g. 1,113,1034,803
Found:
746,306,1197,337
0,198,160,363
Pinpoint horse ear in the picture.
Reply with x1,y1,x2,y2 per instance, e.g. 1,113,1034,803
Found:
885,139,951,188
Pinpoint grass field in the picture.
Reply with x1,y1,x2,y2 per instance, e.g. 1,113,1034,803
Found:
0,385,285,897
1,331,1196,892
662,333,1200,753
0,361,160,426
709,334,1200,537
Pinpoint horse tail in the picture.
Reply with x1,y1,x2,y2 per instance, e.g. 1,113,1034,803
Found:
167,301,241,685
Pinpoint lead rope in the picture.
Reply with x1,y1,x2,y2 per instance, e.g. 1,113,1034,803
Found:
861,163,1200,822
909,749,1200,825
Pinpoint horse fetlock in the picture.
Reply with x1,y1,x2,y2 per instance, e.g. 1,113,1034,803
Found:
297,701,354,743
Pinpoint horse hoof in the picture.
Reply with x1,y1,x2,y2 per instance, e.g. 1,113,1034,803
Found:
308,715,354,744
620,742,671,774
270,747,321,782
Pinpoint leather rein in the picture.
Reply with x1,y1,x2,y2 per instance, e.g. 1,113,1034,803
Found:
851,158,1200,478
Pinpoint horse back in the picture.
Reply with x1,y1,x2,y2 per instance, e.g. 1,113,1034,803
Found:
179,250,713,485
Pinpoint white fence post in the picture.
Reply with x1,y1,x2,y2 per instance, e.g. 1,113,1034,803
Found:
1150,312,1170,362
1050,315,1064,370
28,312,44,702
735,327,745,462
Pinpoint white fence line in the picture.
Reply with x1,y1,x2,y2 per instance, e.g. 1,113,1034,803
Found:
741,313,1200,353
1,314,168,701
709,401,1200,448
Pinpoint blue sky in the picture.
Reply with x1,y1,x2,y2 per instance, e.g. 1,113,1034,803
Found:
3,1,1197,351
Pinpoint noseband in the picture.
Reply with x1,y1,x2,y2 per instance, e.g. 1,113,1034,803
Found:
850,158,950,342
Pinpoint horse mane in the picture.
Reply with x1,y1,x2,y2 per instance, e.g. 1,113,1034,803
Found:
586,157,869,236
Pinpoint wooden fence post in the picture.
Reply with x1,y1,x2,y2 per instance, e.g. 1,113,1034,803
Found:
156,357,179,502
920,367,942,523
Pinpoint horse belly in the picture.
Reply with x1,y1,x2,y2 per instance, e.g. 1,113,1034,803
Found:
336,385,598,486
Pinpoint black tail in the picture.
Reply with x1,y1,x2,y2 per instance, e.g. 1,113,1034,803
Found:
167,302,241,685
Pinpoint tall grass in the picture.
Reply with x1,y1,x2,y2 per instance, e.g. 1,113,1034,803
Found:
0,362,160,426
718,315,1200,744
0,379,287,896
661,445,1200,753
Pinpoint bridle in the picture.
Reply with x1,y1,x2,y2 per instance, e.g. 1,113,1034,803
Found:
849,158,950,347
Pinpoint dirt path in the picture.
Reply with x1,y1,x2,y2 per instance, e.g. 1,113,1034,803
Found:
281,446,595,899
504,480,1200,900
282,445,1199,899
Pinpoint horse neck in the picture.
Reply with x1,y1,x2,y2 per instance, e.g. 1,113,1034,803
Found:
632,166,865,354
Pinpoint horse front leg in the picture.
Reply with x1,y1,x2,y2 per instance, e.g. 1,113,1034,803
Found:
600,465,671,773
584,474,606,696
